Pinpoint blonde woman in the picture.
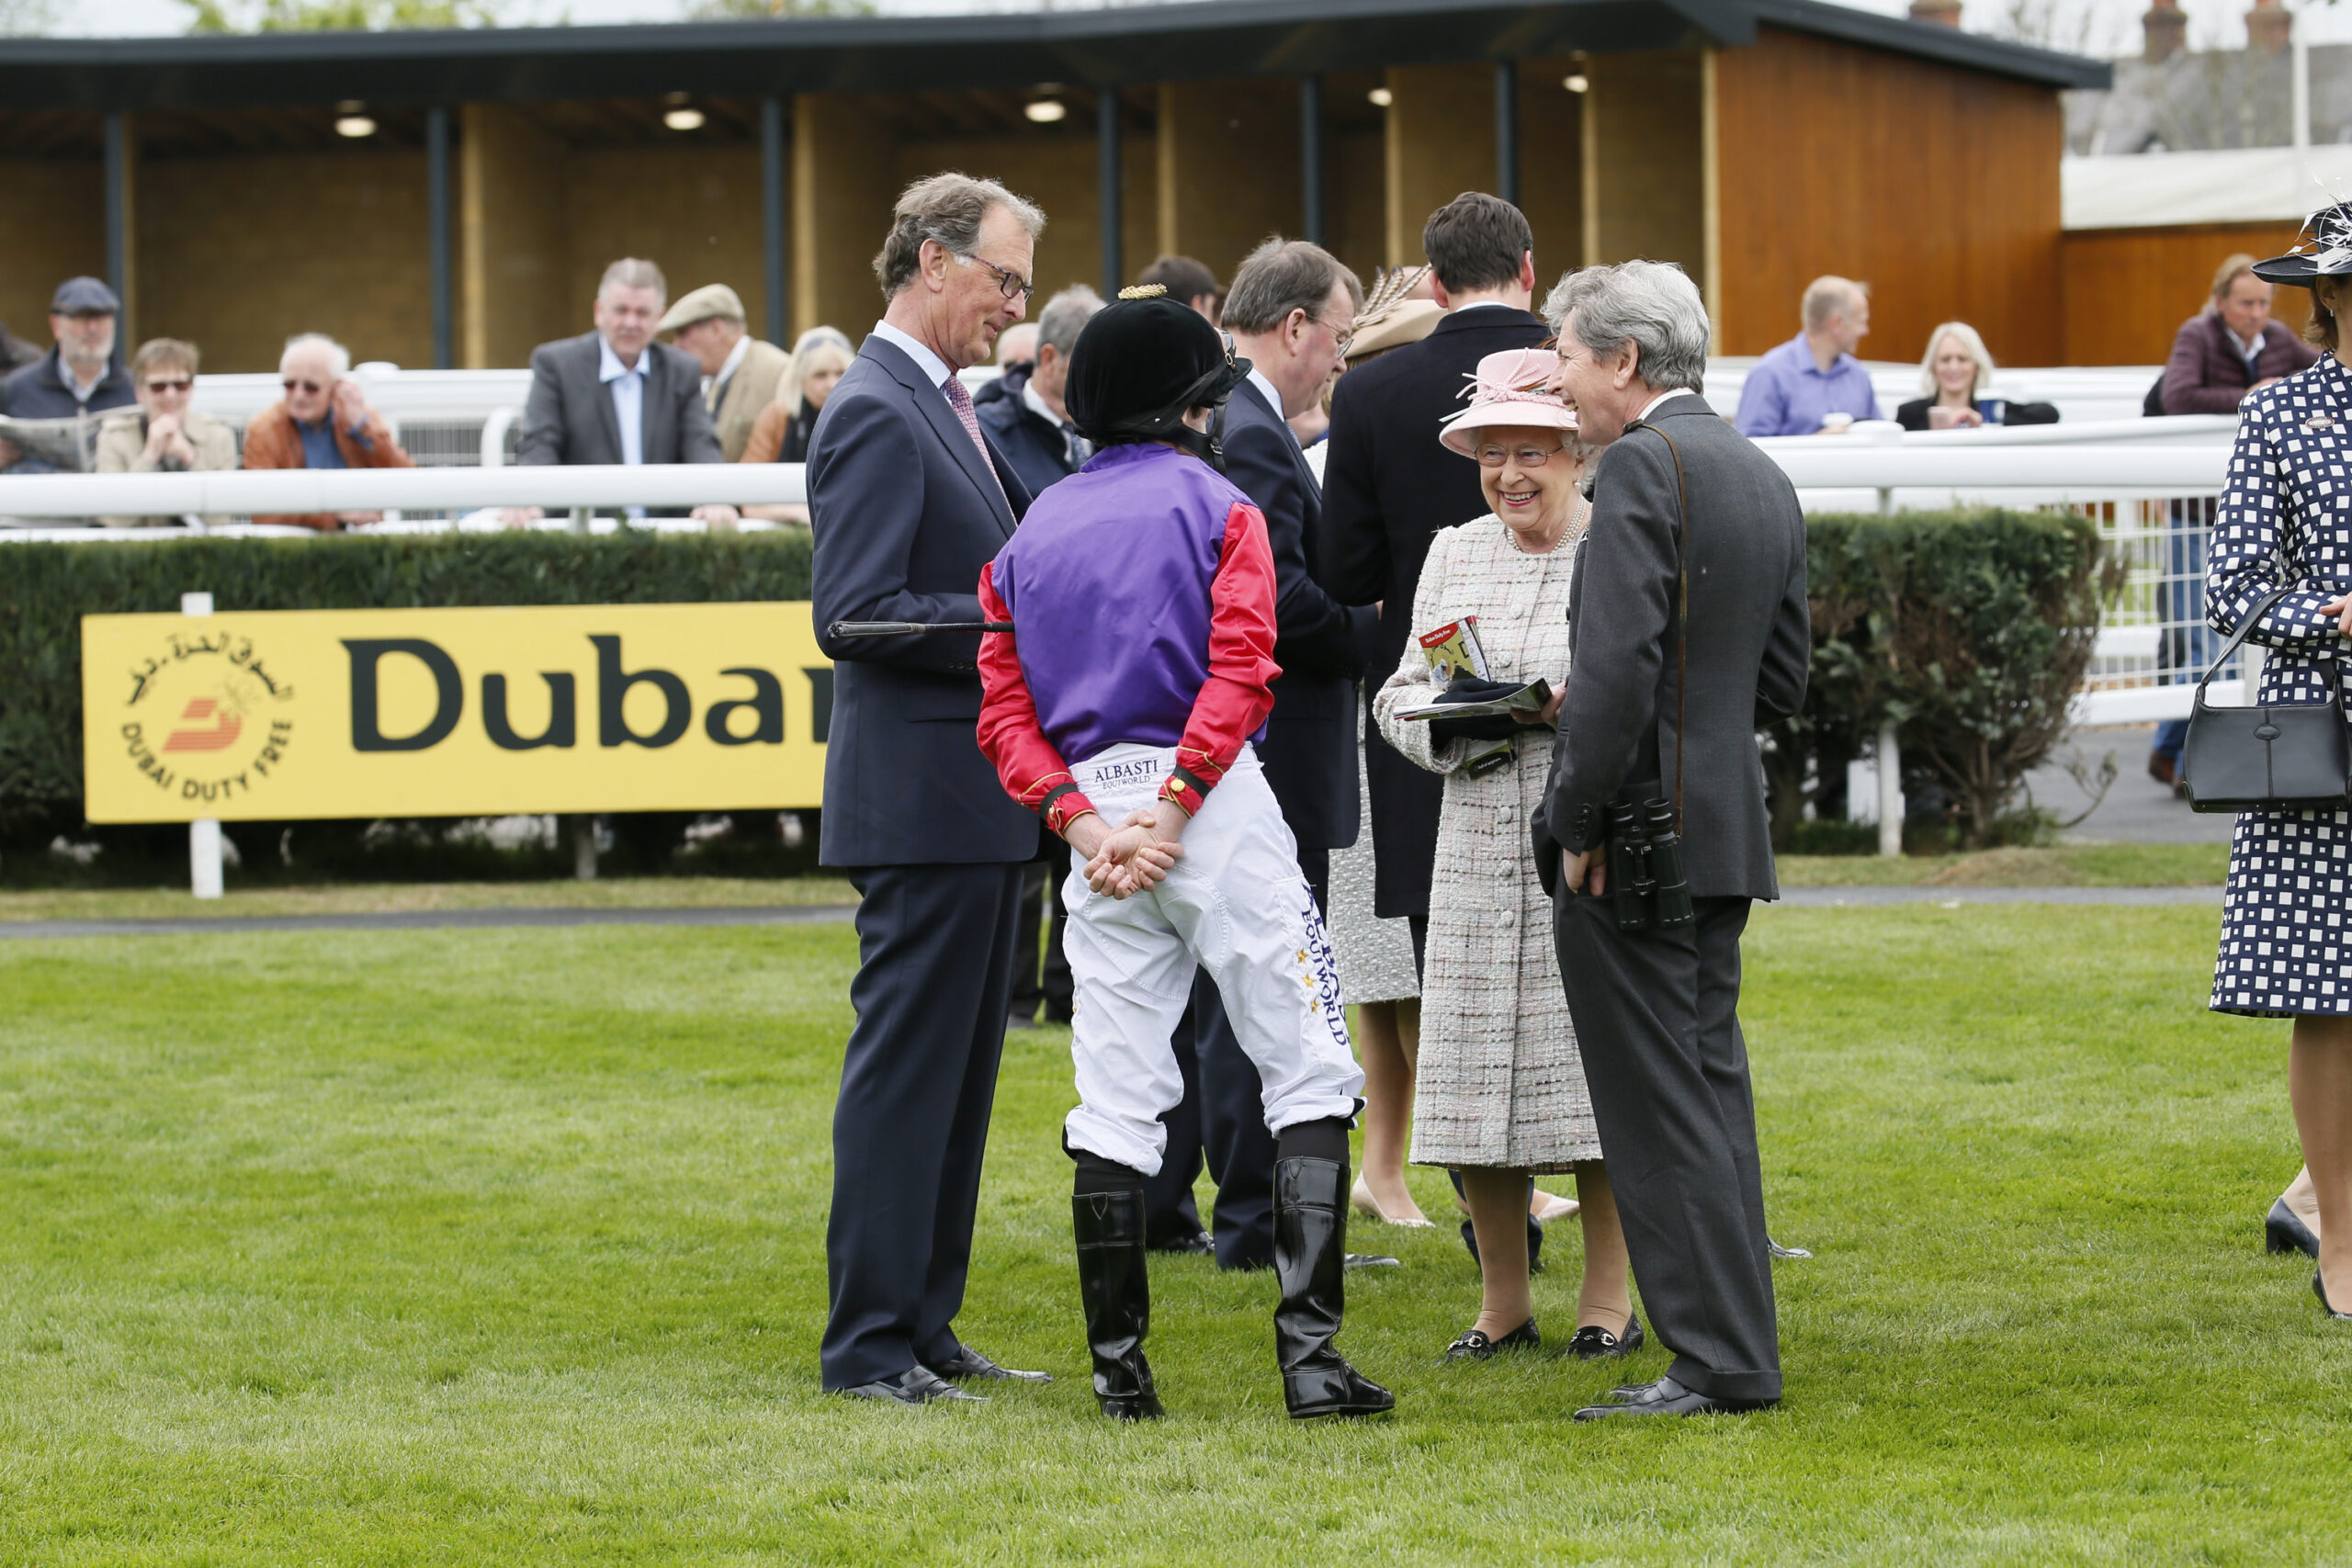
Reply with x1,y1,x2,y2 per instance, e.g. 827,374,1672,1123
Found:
1894,321,2055,431
741,325,855,523
1374,348,1636,1361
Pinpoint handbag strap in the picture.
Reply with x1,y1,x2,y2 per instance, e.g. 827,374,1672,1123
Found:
2195,581,2330,697
1636,419,1694,832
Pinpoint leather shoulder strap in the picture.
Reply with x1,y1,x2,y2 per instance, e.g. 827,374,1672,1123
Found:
1634,421,1695,831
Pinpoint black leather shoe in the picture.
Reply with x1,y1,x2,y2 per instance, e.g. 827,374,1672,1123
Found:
1607,1377,1660,1402
2268,1199,2322,1258
1573,1374,1773,1421
926,1346,1052,1383
1344,1252,1401,1269
1445,1318,1539,1359
1565,1313,1645,1359
1148,1229,1215,1256
836,1367,985,1405
1766,1235,1812,1260
2318,1270,2352,1321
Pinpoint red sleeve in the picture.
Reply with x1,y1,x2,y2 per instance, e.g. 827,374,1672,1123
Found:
975,561,1097,837
1159,502,1282,814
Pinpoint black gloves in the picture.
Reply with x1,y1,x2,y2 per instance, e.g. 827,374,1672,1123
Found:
1438,676,1523,705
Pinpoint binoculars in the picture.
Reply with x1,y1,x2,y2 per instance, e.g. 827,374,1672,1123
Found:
1607,798,1695,934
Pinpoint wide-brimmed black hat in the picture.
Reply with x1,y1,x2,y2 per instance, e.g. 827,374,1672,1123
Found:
2254,202,2352,288
1064,288,1251,447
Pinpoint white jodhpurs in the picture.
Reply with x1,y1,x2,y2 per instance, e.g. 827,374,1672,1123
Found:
1059,742,1364,1177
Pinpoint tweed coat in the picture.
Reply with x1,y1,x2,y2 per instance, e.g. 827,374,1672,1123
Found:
1374,512,1600,1172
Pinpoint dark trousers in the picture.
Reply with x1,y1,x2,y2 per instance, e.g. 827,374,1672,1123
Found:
821,861,1026,1389
1144,847,1329,1269
1553,890,1781,1404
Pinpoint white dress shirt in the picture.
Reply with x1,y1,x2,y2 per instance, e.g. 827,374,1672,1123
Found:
597,333,647,468
869,319,952,388
1246,367,1293,439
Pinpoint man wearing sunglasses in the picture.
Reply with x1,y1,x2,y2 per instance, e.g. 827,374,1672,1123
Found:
240,332,413,531
94,337,236,527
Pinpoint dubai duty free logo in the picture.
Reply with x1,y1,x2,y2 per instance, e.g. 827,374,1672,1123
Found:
115,626,296,807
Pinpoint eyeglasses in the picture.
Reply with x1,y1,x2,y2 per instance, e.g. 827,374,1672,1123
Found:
1308,313,1354,356
142,378,192,394
1474,443,1569,468
956,252,1036,305
283,378,326,394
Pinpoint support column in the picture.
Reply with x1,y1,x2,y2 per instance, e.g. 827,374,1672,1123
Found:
1099,86,1124,294
103,112,134,341
1494,62,1520,209
1384,62,1495,265
1157,80,1300,271
427,106,453,369
761,96,788,347
1301,75,1327,248
791,93,899,339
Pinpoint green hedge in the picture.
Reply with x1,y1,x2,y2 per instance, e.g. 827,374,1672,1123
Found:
1770,507,2119,849
0,532,812,850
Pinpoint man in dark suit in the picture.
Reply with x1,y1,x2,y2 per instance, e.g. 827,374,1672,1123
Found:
808,173,1051,1405
1533,260,1810,1421
503,257,736,529
1150,238,1373,1271
1318,191,1551,1264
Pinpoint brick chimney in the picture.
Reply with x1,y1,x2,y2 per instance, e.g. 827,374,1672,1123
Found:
2247,0,2292,53
2143,0,2188,62
1908,0,1962,27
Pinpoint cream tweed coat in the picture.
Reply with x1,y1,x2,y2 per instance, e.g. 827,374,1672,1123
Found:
1374,513,1600,1172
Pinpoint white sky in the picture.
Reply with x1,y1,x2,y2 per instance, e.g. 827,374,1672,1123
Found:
47,0,2352,54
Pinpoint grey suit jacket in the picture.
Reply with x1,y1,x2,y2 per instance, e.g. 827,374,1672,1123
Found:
1536,393,1809,900
516,332,723,468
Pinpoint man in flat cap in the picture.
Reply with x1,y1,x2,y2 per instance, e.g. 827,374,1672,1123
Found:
0,276,135,470
661,283,789,463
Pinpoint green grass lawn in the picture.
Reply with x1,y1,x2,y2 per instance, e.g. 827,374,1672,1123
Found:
3,907,2345,1565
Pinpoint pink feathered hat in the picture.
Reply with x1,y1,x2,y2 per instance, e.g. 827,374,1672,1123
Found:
1437,346,1579,457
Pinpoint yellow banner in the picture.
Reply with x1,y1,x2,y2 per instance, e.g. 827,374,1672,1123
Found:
81,604,831,822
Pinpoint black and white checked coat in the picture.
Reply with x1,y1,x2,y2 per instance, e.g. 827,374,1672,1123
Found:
2209,355,2352,1017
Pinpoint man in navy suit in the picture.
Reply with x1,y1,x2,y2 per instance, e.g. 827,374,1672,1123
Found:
808,173,1052,1405
1148,238,1374,1270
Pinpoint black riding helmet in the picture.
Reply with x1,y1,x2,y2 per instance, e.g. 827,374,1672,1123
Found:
1063,287,1252,470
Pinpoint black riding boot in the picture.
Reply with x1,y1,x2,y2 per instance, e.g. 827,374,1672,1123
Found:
1073,1188,1164,1420
1272,1155,1395,1419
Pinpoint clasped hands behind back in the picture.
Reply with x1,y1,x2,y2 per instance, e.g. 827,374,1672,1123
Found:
1065,799,1191,900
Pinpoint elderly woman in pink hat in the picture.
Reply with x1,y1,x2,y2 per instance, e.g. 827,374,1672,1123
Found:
1374,347,1636,1364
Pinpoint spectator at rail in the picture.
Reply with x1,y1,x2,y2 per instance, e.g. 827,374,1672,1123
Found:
660,283,789,463
1732,276,1881,437
95,338,236,527
972,321,1039,411
739,325,855,525
976,283,1102,497
240,333,413,530
1136,254,1222,324
1894,322,2058,431
2158,254,2318,415
0,276,135,469
502,257,736,529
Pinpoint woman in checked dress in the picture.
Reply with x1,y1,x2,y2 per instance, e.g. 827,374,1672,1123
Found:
1374,349,1636,1360
2206,209,2352,1321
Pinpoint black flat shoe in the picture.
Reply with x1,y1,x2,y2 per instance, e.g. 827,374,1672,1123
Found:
1444,1318,1539,1359
836,1367,985,1405
925,1346,1052,1383
1565,1313,1645,1359
1344,1252,1401,1269
1148,1229,1215,1256
1766,1235,1812,1260
2318,1270,2352,1321
1572,1374,1774,1421
2268,1199,2322,1258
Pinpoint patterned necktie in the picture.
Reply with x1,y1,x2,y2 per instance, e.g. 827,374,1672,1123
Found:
941,374,1008,502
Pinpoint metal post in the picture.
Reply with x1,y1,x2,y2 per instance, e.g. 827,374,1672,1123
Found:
104,112,130,342
571,815,598,881
762,96,788,345
1876,720,1904,858
1300,75,1327,248
427,106,453,370
1493,62,1519,207
182,591,223,898
1098,86,1124,294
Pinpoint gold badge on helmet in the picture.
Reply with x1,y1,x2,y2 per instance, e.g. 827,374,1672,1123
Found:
1119,284,1169,300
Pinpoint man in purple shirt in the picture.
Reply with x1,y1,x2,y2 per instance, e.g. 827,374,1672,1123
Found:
1733,276,1882,437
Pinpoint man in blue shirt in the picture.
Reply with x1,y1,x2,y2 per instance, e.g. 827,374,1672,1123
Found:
1733,276,1882,437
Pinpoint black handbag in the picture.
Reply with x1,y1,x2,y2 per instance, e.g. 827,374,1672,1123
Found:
2180,583,2352,813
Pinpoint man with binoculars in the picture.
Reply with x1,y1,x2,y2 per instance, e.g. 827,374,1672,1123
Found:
1532,261,1811,1422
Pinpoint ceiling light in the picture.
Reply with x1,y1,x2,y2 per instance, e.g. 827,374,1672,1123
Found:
1368,86,1394,107
334,115,378,138
663,107,707,131
1023,99,1068,124
1562,73,1589,93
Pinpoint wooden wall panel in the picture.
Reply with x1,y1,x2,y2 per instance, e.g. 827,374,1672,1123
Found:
568,145,766,344
460,104,570,368
1585,48,1706,290
1712,26,2063,367
1517,57,1584,292
1157,79,1301,283
2059,221,2308,366
0,157,103,357
792,94,899,343
1384,62,1495,266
